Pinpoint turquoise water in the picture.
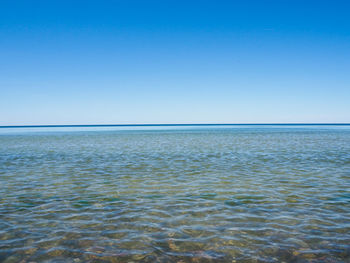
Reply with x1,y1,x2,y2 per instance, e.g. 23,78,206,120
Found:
0,125,349,262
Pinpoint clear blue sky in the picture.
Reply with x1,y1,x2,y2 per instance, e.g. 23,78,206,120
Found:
1,0,349,125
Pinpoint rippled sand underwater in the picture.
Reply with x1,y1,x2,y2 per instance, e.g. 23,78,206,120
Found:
0,125,350,263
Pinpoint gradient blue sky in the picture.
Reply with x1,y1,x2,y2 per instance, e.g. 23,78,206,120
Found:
1,0,349,125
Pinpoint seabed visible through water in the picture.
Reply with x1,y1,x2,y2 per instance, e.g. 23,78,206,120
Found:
0,125,349,262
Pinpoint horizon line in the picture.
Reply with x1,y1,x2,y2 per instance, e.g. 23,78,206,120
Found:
1,123,350,128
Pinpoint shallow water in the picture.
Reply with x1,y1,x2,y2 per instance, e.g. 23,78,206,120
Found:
0,125,350,262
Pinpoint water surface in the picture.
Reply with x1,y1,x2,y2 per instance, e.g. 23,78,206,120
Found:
0,125,349,262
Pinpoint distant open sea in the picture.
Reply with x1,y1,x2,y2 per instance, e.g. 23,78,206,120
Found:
0,125,349,262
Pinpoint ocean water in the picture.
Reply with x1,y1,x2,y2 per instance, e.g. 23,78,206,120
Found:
0,125,349,263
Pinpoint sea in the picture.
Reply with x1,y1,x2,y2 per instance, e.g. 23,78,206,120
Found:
0,124,349,262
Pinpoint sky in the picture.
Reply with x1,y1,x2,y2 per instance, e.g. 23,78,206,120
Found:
0,0,349,125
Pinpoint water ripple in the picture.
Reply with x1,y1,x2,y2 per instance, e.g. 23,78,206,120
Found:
1,128,350,262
